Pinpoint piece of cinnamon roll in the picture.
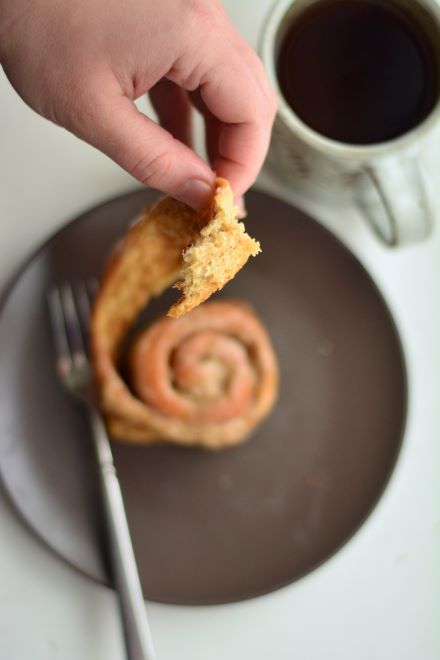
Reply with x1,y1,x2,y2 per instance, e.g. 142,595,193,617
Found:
91,179,278,448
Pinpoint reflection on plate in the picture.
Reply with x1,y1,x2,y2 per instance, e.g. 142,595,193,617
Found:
0,188,406,605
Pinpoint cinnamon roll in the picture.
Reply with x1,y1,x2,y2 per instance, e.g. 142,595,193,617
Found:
91,179,278,448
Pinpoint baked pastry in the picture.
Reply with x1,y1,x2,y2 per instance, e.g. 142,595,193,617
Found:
107,300,278,448
169,179,260,317
91,179,278,448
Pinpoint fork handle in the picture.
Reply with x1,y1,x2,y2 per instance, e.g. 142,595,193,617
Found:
88,409,157,660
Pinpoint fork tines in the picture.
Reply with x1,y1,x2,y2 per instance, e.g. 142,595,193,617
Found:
47,280,98,378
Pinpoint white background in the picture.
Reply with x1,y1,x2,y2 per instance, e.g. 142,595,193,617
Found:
1,1,439,659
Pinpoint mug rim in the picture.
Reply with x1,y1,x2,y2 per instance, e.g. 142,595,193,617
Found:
260,0,440,159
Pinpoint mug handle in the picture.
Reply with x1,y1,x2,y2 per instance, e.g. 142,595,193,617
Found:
356,158,432,246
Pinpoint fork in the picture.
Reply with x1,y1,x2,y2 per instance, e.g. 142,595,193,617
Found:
47,282,157,660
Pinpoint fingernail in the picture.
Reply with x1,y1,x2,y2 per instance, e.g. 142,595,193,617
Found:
175,179,213,210
235,195,247,219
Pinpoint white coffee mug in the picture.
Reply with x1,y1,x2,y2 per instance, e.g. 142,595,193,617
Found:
261,0,440,246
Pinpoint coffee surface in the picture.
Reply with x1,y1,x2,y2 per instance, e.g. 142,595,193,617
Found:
277,0,439,144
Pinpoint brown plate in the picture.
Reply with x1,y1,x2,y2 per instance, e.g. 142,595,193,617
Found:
0,188,406,605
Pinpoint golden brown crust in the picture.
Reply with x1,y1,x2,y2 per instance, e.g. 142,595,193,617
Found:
93,302,278,449
90,179,276,448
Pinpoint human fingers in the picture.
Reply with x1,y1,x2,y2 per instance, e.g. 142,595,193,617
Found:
149,79,193,148
189,89,221,165
170,34,277,197
71,92,215,209
228,25,278,113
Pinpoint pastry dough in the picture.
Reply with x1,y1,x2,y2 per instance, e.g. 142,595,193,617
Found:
91,179,278,448
169,179,260,317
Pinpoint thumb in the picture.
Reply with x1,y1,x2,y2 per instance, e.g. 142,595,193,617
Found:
77,95,215,209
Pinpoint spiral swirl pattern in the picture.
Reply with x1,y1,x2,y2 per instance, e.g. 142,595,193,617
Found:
91,185,278,448
130,301,277,429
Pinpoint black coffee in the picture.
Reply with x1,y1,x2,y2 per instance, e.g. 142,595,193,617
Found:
277,0,439,144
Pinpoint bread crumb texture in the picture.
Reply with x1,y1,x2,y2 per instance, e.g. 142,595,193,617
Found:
168,178,260,317
90,177,268,448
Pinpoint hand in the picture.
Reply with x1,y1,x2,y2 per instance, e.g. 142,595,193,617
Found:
0,0,277,209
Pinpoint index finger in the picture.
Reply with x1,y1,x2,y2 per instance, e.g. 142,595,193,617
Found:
198,45,277,197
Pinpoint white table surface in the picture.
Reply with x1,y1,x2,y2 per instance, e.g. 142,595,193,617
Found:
1,2,439,659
